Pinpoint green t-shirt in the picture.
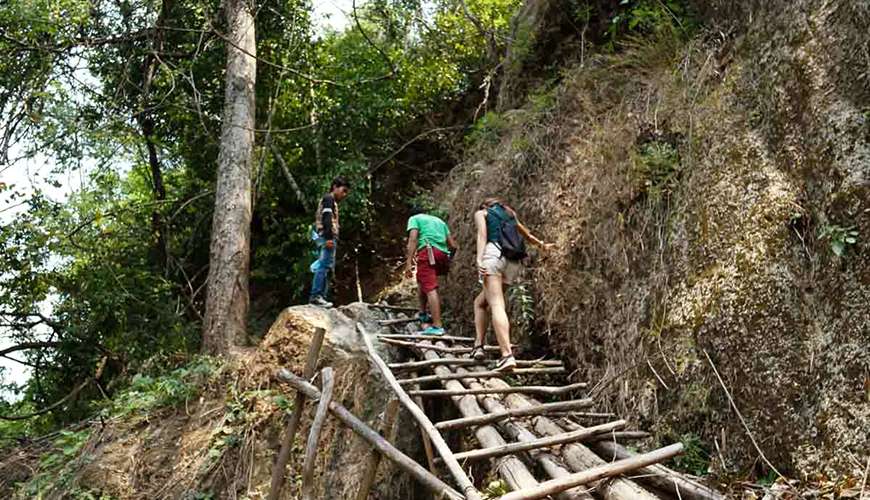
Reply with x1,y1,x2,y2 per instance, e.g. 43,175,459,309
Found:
407,214,451,255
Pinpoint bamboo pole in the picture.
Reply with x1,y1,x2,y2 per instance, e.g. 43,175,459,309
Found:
379,337,501,353
410,382,587,398
379,334,476,343
589,440,726,500
419,341,541,492
435,399,594,431
442,420,626,462
358,324,483,500
459,368,594,500
268,327,327,500
389,358,562,371
411,371,438,474
378,317,420,326
301,367,335,500
587,431,651,442
498,444,685,500
354,398,401,500
277,369,464,500
487,378,661,500
398,367,566,386
369,303,419,313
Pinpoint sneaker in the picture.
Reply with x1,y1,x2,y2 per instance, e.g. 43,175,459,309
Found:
416,311,433,323
309,296,333,308
470,345,486,361
421,326,445,336
493,355,517,372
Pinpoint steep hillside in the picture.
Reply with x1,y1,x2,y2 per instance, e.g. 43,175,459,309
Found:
440,0,869,486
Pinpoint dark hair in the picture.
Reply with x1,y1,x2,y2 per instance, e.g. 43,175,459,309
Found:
479,197,516,217
331,176,350,190
409,205,425,216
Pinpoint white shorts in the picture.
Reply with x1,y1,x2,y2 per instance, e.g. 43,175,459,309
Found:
480,242,522,285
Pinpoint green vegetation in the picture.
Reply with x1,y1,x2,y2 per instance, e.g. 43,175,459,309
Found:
671,432,711,476
632,140,682,199
818,223,859,257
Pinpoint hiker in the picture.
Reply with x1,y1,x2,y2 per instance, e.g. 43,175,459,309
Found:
403,207,457,336
309,176,351,307
470,198,553,371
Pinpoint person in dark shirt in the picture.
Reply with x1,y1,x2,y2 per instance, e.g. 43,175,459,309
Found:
309,176,350,307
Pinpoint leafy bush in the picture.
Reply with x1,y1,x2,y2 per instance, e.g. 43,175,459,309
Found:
466,112,509,147
818,223,859,257
107,356,220,417
607,0,696,43
632,140,681,198
671,432,711,476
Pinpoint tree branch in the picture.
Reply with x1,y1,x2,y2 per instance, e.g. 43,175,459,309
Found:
0,341,61,358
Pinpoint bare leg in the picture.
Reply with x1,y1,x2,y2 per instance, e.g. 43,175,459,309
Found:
473,290,489,346
483,274,511,357
417,286,428,314
426,289,442,327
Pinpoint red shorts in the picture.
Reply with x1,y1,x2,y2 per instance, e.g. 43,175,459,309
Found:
416,248,449,294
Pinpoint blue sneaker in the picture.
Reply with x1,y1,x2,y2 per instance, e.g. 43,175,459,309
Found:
416,311,433,323
421,326,445,336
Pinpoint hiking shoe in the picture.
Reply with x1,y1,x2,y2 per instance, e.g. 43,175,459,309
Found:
421,326,445,336
309,296,333,308
493,355,517,372
470,345,486,361
416,311,433,324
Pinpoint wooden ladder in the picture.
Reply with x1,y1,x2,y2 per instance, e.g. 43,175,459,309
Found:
363,306,725,500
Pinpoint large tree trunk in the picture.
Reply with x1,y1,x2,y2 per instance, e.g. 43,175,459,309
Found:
202,0,256,355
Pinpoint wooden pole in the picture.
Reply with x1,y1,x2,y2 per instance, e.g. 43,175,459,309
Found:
498,444,684,500
354,398,401,500
379,334,476,343
377,317,420,326
443,420,626,462
268,327,327,500
589,440,725,500
369,303,419,313
435,399,594,431
398,367,565,386
410,372,438,474
358,324,483,500
379,337,502,353
301,367,335,500
419,341,541,492
389,358,562,372
487,378,662,500
277,369,464,500
409,382,587,398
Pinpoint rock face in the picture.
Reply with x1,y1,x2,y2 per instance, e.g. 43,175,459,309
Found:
442,0,869,480
252,303,428,500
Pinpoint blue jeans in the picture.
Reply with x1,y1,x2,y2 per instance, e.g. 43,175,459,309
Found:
310,240,335,301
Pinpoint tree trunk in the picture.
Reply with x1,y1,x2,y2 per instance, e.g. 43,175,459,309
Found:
202,0,256,355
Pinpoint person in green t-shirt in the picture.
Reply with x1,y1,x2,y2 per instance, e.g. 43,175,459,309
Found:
403,207,457,335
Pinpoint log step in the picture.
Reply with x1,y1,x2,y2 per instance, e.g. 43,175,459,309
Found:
409,382,587,398
388,358,563,371
379,337,499,353
437,420,626,463
398,367,566,386
498,443,685,500
377,317,420,326
435,399,594,431
378,334,476,343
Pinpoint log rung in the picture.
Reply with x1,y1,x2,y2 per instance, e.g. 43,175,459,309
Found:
378,337,500,353
388,358,563,371
398,367,566,386
409,382,588,398
437,420,626,463
498,443,685,500
378,334,476,343
434,398,594,431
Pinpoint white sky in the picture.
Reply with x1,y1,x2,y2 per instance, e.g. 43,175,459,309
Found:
313,0,353,32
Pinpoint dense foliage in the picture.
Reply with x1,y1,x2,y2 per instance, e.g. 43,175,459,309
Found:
0,0,521,432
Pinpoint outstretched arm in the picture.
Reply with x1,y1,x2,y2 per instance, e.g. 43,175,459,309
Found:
517,222,554,251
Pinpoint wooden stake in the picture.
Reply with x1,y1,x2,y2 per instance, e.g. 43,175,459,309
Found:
388,357,562,372
268,327,326,500
358,324,483,500
435,399,595,431
411,372,438,474
498,444,684,500
354,398,400,500
301,367,335,500
410,382,587,398
277,369,464,500
398,367,566,386
442,420,626,462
